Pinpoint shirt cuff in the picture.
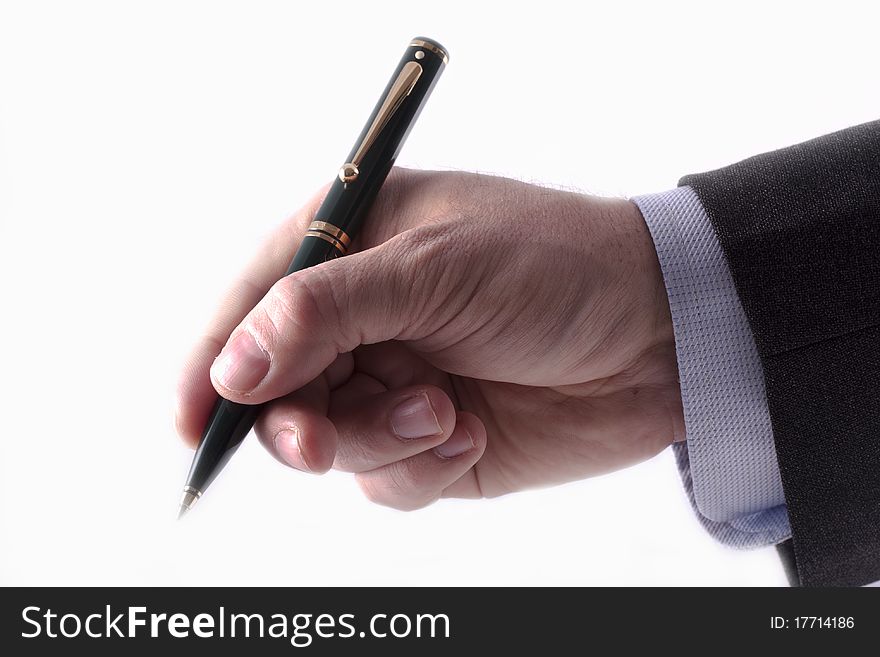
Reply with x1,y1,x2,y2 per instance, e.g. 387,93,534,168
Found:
632,186,791,548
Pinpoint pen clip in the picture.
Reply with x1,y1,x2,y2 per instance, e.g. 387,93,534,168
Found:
339,61,423,184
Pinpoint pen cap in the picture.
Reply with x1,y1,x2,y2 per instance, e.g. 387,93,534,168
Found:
302,37,448,258
340,36,448,186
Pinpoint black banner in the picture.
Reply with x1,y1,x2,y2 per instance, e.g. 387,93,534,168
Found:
1,587,876,654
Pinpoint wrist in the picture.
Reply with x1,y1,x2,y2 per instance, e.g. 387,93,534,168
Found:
608,196,675,351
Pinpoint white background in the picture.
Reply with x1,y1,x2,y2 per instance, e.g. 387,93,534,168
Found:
1,0,876,586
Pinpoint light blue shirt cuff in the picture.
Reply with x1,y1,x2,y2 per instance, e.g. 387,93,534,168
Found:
632,186,791,548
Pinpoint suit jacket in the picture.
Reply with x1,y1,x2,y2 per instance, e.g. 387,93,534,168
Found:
681,121,880,586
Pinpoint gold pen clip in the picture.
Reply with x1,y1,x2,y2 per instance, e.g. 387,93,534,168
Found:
339,61,423,184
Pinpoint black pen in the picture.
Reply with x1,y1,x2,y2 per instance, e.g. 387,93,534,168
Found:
178,37,449,518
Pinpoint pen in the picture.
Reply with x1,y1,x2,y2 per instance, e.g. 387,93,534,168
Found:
178,37,449,518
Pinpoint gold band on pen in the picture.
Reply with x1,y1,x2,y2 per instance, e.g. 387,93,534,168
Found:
305,232,348,255
410,39,449,64
305,220,351,255
308,221,351,248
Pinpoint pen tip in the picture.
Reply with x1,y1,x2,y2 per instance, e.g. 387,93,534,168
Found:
177,486,201,520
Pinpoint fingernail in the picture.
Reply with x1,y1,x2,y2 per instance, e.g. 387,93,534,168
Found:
273,428,311,472
211,330,270,393
435,429,475,459
390,393,442,440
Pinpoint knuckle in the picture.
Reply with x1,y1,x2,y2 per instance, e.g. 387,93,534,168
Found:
389,223,472,335
356,463,433,512
355,460,440,511
356,474,389,506
384,458,418,493
248,273,327,349
333,437,374,473
364,169,463,241
392,224,456,287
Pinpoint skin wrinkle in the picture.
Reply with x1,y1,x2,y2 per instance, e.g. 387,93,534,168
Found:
412,285,485,357
255,279,307,350
464,382,554,495
284,275,347,361
326,375,392,473
199,332,225,357
341,424,385,470
448,376,497,498
390,233,453,341
403,225,491,353
562,285,628,381
303,264,358,353
442,233,584,381
564,208,670,382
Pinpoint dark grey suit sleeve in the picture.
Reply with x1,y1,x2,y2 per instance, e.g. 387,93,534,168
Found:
681,120,880,587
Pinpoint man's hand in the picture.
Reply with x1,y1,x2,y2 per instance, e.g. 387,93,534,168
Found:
175,169,683,509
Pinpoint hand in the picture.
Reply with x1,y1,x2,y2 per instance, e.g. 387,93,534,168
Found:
175,169,683,510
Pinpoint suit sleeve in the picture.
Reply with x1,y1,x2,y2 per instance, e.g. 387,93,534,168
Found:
681,120,880,587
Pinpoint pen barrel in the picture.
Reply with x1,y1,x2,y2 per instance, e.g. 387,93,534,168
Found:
185,398,261,494
184,38,448,500
301,37,448,255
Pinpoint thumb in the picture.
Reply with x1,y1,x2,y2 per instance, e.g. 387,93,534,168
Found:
209,228,442,404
